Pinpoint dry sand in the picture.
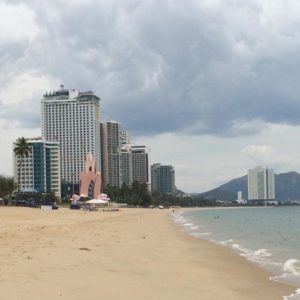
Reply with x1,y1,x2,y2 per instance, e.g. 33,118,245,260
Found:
0,207,295,300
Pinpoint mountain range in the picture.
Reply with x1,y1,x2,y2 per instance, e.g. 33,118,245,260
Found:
201,171,300,202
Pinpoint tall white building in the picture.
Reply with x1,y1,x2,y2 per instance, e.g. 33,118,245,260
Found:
13,138,61,198
248,167,275,200
41,85,101,193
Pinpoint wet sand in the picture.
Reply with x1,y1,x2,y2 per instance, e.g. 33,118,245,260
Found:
0,207,294,299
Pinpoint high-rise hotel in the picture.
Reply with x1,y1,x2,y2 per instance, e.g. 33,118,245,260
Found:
100,121,122,187
13,138,61,197
131,145,149,185
248,166,275,201
41,85,101,193
151,163,176,194
120,144,150,187
100,121,149,188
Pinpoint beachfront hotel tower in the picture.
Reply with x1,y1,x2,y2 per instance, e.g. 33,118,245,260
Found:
151,163,176,194
119,144,150,187
100,121,122,188
13,138,61,198
100,121,149,188
248,166,275,200
131,145,149,185
41,85,101,195
120,144,133,187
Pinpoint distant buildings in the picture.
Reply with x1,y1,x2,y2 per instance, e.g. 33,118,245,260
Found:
120,144,133,186
237,191,243,201
13,138,61,198
100,121,122,187
120,128,130,145
131,145,149,186
236,190,247,205
151,163,176,194
248,166,275,200
41,85,101,195
100,121,150,188
12,86,178,199
120,144,150,187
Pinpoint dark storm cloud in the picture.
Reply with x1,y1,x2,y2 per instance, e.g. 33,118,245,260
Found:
2,0,300,136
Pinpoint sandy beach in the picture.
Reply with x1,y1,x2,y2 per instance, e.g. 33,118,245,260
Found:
0,207,294,300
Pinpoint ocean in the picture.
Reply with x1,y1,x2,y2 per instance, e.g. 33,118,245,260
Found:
172,207,300,300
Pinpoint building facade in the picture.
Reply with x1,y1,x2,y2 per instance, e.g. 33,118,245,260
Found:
120,128,130,145
100,121,150,189
248,166,275,200
131,145,149,186
13,138,61,198
41,85,101,194
119,144,150,187
100,121,121,187
151,163,176,194
120,144,133,186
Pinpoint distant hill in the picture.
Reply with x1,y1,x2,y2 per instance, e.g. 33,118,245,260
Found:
201,189,236,201
201,171,300,202
275,171,300,201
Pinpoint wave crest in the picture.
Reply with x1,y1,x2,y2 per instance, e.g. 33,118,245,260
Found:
283,259,300,276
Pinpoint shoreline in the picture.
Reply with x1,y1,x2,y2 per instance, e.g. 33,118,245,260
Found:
170,207,297,300
0,207,296,299
173,207,299,298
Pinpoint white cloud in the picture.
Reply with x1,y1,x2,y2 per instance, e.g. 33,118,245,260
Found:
242,144,274,157
0,119,40,176
0,3,37,42
0,71,55,104
241,144,276,168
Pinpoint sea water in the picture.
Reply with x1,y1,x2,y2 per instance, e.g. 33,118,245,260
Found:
172,207,300,299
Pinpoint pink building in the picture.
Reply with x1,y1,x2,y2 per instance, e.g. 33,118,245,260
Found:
80,153,101,199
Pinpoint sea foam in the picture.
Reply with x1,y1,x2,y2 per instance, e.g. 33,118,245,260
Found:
283,288,300,300
174,207,300,294
284,259,300,276
254,248,273,257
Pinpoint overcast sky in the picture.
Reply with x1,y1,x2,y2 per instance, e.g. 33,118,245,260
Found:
1,0,300,192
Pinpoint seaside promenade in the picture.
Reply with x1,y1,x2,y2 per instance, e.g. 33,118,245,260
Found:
0,207,294,299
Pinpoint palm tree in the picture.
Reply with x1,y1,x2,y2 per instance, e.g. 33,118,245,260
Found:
13,137,31,198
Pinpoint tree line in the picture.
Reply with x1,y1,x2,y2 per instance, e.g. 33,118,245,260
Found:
0,175,223,207
0,175,15,198
103,182,218,207
0,137,32,202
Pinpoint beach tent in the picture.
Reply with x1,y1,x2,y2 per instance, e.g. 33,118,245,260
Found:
85,198,109,210
86,199,108,204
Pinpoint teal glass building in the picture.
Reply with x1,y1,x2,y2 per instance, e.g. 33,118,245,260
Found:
13,138,61,198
